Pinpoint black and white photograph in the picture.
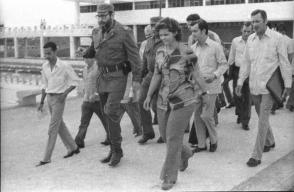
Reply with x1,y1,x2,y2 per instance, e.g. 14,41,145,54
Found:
1,0,294,191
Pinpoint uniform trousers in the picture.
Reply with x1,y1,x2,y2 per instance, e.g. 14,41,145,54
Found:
251,94,275,160
121,102,142,135
158,104,194,183
194,94,218,148
43,94,77,162
138,84,155,136
100,91,125,154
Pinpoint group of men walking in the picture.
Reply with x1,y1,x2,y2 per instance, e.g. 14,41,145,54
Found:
36,3,293,190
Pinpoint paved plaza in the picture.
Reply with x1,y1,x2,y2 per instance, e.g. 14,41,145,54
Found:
1,97,294,192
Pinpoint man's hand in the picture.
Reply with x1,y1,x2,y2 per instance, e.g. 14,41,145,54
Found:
132,81,141,102
143,95,151,111
235,85,243,97
282,88,291,99
37,103,44,111
204,73,217,83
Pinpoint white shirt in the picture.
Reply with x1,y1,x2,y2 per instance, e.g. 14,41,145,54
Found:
42,58,79,93
228,36,246,67
282,35,294,74
238,28,292,95
192,37,228,94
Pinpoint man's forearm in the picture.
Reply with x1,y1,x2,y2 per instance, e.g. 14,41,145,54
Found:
40,89,47,104
64,86,76,95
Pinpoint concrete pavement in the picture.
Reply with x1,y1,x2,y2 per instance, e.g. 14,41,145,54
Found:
1,97,294,192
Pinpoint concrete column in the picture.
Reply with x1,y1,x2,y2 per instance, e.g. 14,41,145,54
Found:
14,37,19,58
292,21,294,38
245,0,249,4
40,36,44,58
166,0,168,8
133,0,135,10
203,0,206,6
74,1,80,26
70,36,76,59
24,38,28,58
133,25,137,43
4,38,7,58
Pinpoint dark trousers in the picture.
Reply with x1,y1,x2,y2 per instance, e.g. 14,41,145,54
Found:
232,66,251,126
121,102,142,134
75,101,108,145
138,85,155,136
100,92,125,154
223,73,234,105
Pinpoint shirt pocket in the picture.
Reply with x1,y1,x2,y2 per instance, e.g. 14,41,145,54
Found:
264,43,277,62
248,45,256,62
107,42,123,58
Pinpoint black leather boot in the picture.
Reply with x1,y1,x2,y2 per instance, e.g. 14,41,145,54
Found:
100,151,112,163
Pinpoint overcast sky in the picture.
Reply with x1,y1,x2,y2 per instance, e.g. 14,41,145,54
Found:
0,0,76,27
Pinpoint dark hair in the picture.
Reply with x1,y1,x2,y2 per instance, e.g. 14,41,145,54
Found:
155,17,182,41
251,9,267,21
242,21,253,30
186,14,200,22
43,42,57,51
277,23,286,33
192,19,208,35
83,48,96,59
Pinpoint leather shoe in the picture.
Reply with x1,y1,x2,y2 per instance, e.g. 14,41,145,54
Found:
100,139,110,146
75,140,85,148
108,152,123,167
161,180,176,190
242,124,249,131
180,154,193,172
157,136,164,143
263,143,275,152
237,117,241,124
100,151,112,163
138,133,155,144
36,161,50,167
209,142,217,152
246,158,261,167
64,147,80,158
192,146,207,153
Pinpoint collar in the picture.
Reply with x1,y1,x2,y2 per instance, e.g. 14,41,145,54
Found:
195,36,210,47
253,27,271,40
45,58,60,68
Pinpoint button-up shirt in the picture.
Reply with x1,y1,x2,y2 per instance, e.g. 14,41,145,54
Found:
191,38,228,94
83,63,100,102
238,27,292,95
228,36,246,67
282,35,294,74
42,58,79,93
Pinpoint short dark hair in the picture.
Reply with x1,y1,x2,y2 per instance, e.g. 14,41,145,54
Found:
43,42,57,51
155,17,182,41
192,19,208,35
251,9,267,21
277,23,286,33
242,21,253,30
83,48,96,59
186,14,200,22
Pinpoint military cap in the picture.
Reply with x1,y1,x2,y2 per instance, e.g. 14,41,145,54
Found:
83,48,96,58
97,3,114,14
150,16,163,25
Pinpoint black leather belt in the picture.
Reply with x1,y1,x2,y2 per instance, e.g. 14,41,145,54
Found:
101,63,123,74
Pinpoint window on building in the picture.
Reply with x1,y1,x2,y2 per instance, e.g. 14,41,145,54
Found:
249,0,293,3
168,0,203,7
135,0,165,9
113,3,133,11
80,5,97,13
206,0,245,5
